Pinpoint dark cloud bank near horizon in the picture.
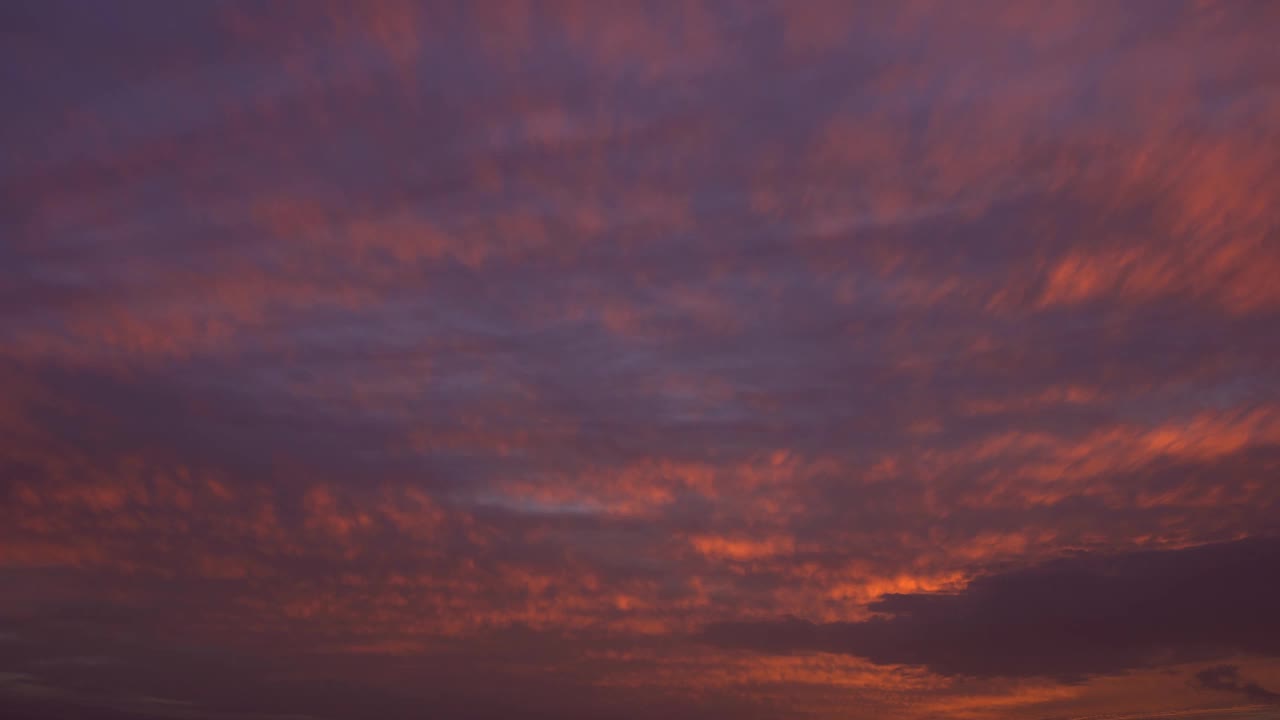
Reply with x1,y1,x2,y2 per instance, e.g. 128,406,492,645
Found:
703,536,1280,680
1195,665,1280,706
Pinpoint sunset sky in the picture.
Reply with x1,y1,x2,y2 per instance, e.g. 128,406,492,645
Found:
3,2,1280,719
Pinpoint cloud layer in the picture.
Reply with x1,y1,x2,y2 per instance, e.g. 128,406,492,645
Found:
4,2,1280,719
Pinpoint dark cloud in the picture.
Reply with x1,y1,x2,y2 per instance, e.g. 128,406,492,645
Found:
702,537,1280,679
1195,665,1280,705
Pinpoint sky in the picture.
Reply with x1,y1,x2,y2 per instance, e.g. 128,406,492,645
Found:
3,1,1280,719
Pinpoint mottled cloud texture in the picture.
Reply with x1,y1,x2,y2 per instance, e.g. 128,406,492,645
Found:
3,2,1280,719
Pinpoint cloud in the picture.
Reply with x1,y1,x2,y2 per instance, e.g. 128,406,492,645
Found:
1195,665,1280,705
5,1,1280,718
702,537,1280,679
